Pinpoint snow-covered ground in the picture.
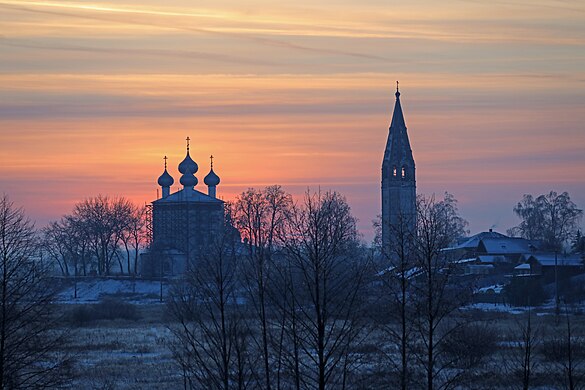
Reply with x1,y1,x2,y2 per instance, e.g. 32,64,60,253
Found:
56,278,170,304
464,298,585,316
56,278,585,318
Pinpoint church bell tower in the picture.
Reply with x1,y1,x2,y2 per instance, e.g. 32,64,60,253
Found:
381,82,416,252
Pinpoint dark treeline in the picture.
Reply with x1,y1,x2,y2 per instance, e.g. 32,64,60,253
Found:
0,195,72,389
0,188,584,389
168,187,370,390
42,194,147,277
166,187,585,390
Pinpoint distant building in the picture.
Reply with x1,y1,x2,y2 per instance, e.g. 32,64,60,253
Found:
447,229,584,285
515,253,583,282
381,83,416,253
449,229,540,264
142,138,224,276
447,229,540,277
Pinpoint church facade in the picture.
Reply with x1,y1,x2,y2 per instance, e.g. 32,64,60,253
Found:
381,85,416,252
142,138,224,276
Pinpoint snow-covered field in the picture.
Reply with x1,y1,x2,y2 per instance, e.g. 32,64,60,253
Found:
54,279,585,389
66,319,181,389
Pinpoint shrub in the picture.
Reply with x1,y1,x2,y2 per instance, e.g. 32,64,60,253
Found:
95,298,140,321
69,299,140,325
504,277,546,306
442,322,498,368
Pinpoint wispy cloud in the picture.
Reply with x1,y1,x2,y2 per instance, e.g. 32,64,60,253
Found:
0,38,282,66
0,2,390,60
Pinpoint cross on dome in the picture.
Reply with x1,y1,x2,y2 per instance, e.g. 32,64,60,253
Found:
204,154,220,187
158,155,174,188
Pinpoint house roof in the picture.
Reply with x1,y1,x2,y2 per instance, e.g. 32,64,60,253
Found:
455,258,477,264
523,253,583,267
448,230,508,251
515,263,531,270
478,237,537,254
477,255,502,263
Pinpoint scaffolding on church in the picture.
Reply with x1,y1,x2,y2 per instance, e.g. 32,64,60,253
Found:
145,203,153,248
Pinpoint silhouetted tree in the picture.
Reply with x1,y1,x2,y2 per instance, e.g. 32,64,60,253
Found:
42,219,72,277
542,307,585,390
509,191,582,251
503,308,541,390
509,191,582,315
72,195,135,275
281,190,369,390
233,185,292,390
411,193,472,390
119,204,147,275
167,228,253,390
373,212,416,390
42,215,91,298
572,230,585,255
0,195,72,388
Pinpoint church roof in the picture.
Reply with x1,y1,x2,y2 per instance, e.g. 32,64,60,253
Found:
153,188,223,204
383,87,414,166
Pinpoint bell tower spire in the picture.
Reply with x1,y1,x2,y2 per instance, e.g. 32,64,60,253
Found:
381,82,416,253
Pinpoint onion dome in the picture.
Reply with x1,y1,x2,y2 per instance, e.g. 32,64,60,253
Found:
180,173,197,187
158,169,174,187
178,152,198,174
204,169,220,186
157,156,174,187
178,136,198,174
204,155,220,186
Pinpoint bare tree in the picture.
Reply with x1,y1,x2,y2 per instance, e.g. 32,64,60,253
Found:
269,255,304,390
502,308,541,390
0,195,72,388
168,224,253,390
119,204,146,275
542,306,585,390
72,195,135,275
509,191,582,250
42,219,72,276
373,212,416,390
42,215,91,298
410,193,472,390
281,190,369,390
233,185,292,390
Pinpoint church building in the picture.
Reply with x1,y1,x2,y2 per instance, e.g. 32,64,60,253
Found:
142,137,224,276
381,84,416,252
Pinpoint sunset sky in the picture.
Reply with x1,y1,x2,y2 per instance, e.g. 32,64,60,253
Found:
1,0,584,241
